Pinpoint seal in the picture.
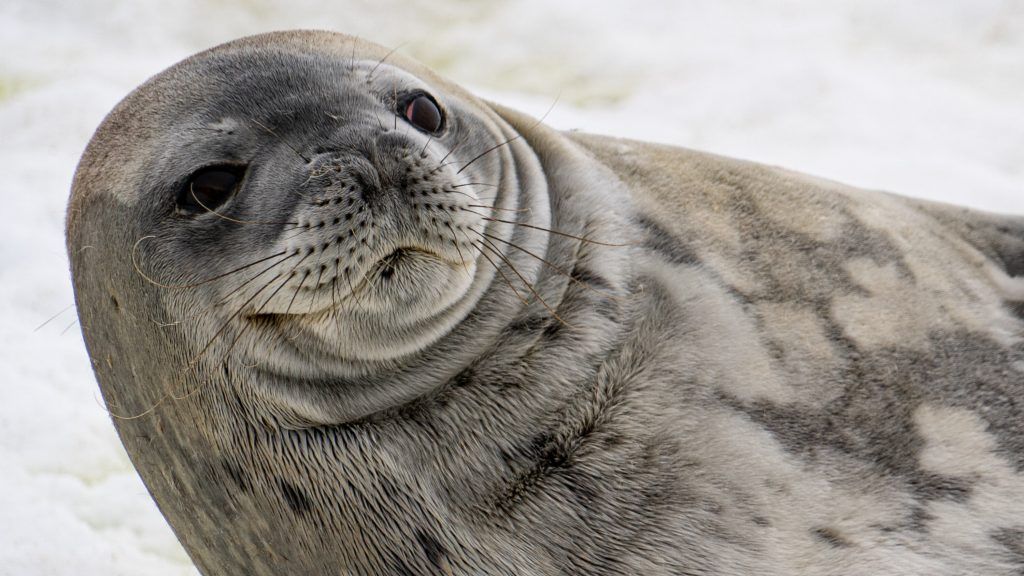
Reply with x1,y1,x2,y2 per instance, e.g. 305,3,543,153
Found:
68,30,1024,575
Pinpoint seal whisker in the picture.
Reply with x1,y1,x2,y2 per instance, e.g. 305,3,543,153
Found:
367,43,404,81
475,229,626,302
307,264,327,315
468,204,527,214
120,260,292,419
60,318,79,336
476,233,570,327
181,266,292,376
353,255,388,307
173,264,301,401
456,135,521,176
284,270,311,316
444,222,466,267
154,251,294,329
451,182,498,189
464,233,531,309
248,250,317,320
280,223,323,243
34,302,75,332
105,389,170,421
443,188,481,202
131,235,290,289
250,118,311,163
455,95,560,176
437,133,469,167
393,84,399,131
461,210,632,247
189,184,298,226
335,230,352,300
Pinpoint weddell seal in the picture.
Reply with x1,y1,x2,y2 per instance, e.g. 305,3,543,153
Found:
67,30,1024,575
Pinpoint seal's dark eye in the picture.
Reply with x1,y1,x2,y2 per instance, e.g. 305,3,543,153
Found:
404,94,443,134
177,165,244,215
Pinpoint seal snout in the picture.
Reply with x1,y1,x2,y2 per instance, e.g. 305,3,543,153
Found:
260,135,483,316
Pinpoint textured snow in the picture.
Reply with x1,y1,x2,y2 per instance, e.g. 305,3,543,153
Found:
1,1,1021,574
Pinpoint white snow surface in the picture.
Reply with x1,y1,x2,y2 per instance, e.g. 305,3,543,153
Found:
1,0,1022,574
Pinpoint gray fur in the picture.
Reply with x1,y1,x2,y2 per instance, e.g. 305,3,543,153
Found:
68,31,1024,575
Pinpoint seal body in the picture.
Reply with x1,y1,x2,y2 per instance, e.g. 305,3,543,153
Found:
68,31,1024,575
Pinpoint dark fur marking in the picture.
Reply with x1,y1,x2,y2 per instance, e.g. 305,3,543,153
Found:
529,432,571,472
636,215,701,265
978,217,1024,278
449,366,475,389
278,478,312,515
728,329,1024,537
1004,254,1024,279
542,320,562,339
391,559,417,576
223,461,251,494
507,314,551,334
415,530,451,572
922,207,1024,278
812,527,852,548
592,298,620,323
992,528,1024,566
703,174,912,311
1007,300,1024,322
569,264,613,292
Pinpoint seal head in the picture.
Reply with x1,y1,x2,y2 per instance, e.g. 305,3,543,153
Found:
69,30,629,574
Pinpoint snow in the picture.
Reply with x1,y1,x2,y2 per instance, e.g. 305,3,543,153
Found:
0,0,1021,573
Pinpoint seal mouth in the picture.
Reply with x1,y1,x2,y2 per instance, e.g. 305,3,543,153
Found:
373,246,465,274
375,247,421,280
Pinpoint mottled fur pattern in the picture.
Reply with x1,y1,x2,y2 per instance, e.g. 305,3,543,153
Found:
68,31,1024,575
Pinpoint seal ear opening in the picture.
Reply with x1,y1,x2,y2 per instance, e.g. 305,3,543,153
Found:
176,165,246,215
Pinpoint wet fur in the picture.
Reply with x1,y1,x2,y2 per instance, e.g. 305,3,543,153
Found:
68,31,1024,575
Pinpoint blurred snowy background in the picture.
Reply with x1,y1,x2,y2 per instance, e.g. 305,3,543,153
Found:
1,0,1022,574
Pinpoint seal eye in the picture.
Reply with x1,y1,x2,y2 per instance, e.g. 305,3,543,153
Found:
177,165,244,214
404,94,443,134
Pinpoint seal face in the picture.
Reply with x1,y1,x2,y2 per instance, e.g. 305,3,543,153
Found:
141,50,499,364
69,31,1024,575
